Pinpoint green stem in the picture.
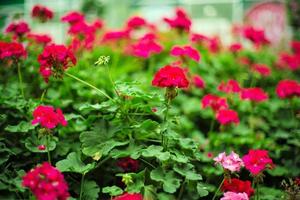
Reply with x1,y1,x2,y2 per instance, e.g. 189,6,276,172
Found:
65,72,113,100
105,65,119,97
209,119,215,133
79,173,85,200
46,135,51,164
162,98,171,150
177,179,186,200
256,183,259,200
212,177,225,200
139,158,155,169
95,156,110,169
40,89,47,103
17,61,25,99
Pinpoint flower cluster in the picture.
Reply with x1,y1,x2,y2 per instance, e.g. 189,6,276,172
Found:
61,11,84,25
222,178,254,197
220,192,249,200
242,149,274,175
163,8,191,32
202,94,228,112
0,41,26,60
213,151,244,172
252,63,271,77
31,5,54,22
117,157,139,172
191,34,221,53
218,79,241,94
152,65,189,88
22,162,69,200
170,45,200,62
5,21,30,39
216,109,240,125
243,26,269,47
130,33,163,58
38,44,76,82
126,16,147,30
113,193,143,200
276,79,300,99
32,105,67,129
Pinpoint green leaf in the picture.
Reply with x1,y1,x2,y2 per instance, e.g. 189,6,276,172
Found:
196,183,209,197
25,135,57,153
102,186,123,196
5,121,36,133
179,138,197,150
142,145,163,157
80,131,128,157
150,167,181,193
56,152,95,174
173,164,202,181
82,180,100,200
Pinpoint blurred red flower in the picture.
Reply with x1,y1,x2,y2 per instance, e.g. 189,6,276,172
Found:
216,109,239,125
240,88,268,102
5,21,30,38
202,94,228,112
0,41,26,60
117,157,139,172
276,79,300,99
170,45,200,62
222,178,254,197
218,79,241,94
31,5,53,22
163,8,191,32
113,193,143,200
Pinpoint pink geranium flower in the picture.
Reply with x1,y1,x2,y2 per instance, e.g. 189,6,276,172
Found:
126,16,147,29
130,33,163,58
170,45,200,62
202,94,228,112
242,149,274,175
61,11,84,24
216,109,240,125
221,192,249,200
32,105,67,129
214,151,244,172
22,162,69,200
240,88,268,102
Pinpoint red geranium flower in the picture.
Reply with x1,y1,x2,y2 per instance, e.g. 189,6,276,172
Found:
222,178,254,197
252,63,271,77
101,29,130,43
38,44,76,82
193,75,205,89
163,8,191,32
31,5,53,22
190,33,209,43
27,33,52,46
242,149,274,175
276,79,300,99
291,40,300,55
216,109,239,125
277,53,300,71
240,88,268,102
117,157,139,172
22,162,69,200
126,16,147,29
202,94,228,112
0,41,26,60
170,45,200,62
113,193,143,200
32,105,67,129
229,43,243,53
5,21,30,38
152,65,189,88
218,79,241,94
61,11,84,25
243,26,269,47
